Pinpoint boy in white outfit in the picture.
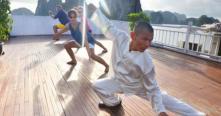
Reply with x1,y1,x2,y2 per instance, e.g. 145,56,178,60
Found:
88,4,205,116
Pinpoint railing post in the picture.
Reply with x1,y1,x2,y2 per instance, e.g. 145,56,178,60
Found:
184,22,192,52
210,32,221,56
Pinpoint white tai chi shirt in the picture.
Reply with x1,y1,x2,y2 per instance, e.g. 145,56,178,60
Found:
91,9,205,116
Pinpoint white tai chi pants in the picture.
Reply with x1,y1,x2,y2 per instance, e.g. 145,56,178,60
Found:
92,78,205,116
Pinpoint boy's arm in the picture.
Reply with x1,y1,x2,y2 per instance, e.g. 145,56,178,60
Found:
53,25,69,39
89,5,129,42
143,68,167,115
48,10,56,19
51,10,61,19
140,54,167,115
143,65,167,115
88,3,129,64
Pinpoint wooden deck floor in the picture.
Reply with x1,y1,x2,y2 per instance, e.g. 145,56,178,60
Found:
0,35,221,116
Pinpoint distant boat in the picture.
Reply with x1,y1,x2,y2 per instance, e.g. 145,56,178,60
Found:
201,23,221,32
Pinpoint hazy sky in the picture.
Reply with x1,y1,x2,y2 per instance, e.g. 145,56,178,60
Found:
141,0,221,20
10,0,221,20
10,0,37,12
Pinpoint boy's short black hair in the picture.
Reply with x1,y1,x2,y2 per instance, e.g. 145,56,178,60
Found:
134,21,154,35
56,5,63,9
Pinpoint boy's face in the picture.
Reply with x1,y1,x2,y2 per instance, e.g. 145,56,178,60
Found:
131,30,153,52
69,13,77,22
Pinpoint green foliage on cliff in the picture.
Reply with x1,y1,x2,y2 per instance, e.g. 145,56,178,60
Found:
128,12,150,31
0,0,12,41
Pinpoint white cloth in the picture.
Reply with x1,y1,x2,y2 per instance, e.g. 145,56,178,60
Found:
91,9,205,116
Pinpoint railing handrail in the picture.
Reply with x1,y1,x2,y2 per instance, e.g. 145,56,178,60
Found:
152,24,221,63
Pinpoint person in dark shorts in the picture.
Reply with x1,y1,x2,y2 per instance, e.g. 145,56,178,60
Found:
76,6,108,54
49,5,69,40
53,9,109,73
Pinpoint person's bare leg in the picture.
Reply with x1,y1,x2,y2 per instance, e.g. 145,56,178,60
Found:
53,25,59,40
94,40,107,53
89,48,109,73
53,25,58,33
64,41,80,65
84,40,92,60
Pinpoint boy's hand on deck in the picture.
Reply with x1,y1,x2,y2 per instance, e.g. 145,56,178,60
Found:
159,112,168,116
53,33,60,41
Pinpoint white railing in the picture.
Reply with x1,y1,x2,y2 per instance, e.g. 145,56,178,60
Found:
152,23,221,63
10,15,221,62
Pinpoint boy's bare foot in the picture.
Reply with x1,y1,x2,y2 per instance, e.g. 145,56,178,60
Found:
104,65,109,73
101,49,108,54
89,57,93,62
67,61,77,65
98,101,122,109
53,38,59,41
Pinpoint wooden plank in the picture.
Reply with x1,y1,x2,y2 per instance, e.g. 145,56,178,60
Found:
0,36,220,116
0,43,20,116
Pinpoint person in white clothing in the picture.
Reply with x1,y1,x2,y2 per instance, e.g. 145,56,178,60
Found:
88,4,206,116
